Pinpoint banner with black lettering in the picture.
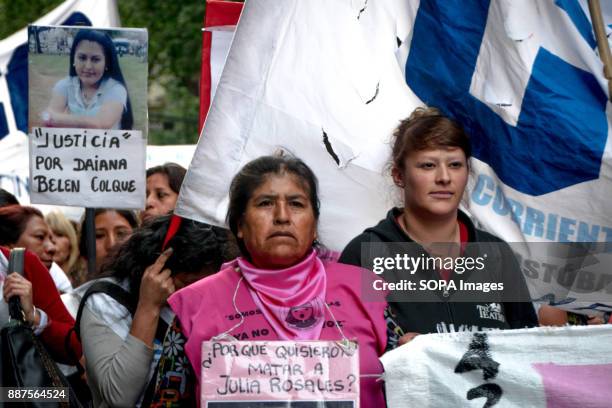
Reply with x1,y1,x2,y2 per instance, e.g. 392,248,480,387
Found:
201,340,359,407
27,25,148,208
29,127,145,207
381,325,612,408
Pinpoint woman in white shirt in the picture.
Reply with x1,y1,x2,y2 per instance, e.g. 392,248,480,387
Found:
42,29,133,130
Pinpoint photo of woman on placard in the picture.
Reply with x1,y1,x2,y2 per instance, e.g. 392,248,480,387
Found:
41,29,134,130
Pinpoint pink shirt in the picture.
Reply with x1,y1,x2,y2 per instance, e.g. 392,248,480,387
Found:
169,260,387,408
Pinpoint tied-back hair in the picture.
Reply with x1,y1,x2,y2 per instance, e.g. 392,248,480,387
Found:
99,215,237,303
69,29,134,130
0,205,44,246
226,154,320,256
391,107,471,171
146,162,187,194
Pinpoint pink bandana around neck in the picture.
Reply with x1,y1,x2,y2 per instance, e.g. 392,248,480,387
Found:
235,249,327,340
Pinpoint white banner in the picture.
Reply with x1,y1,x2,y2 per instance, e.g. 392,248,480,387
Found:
381,325,612,408
176,0,612,313
0,132,29,202
176,0,421,247
177,0,612,246
146,144,196,170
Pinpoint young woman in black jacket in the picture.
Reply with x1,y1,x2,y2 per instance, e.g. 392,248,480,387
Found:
340,107,537,347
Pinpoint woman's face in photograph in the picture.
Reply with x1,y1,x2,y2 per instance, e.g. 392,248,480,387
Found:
74,40,106,88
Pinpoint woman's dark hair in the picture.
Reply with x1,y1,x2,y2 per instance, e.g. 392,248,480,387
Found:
78,208,139,257
99,215,236,301
0,189,19,207
146,162,187,194
0,205,44,246
69,29,134,130
226,155,320,255
391,107,471,171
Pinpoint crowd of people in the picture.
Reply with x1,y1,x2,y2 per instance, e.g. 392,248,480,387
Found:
1,109,607,407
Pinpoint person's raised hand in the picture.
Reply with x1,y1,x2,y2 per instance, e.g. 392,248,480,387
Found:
137,248,175,310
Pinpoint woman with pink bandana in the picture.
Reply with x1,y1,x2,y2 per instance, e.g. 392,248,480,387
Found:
169,155,387,407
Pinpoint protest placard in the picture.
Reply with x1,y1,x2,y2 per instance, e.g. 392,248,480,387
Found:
201,341,359,407
29,127,145,208
381,325,612,408
27,25,147,208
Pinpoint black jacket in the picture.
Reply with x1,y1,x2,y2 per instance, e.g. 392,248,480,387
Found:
339,208,537,337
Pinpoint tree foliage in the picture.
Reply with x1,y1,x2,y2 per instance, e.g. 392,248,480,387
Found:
118,0,205,144
0,0,64,38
